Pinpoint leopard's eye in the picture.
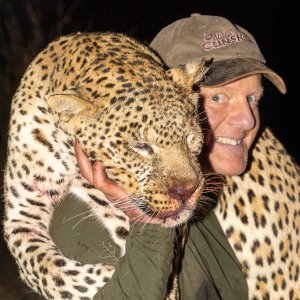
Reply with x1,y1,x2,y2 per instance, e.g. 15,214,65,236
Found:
132,142,155,157
187,134,195,146
186,134,202,155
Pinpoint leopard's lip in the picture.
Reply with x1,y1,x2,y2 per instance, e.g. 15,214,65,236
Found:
153,204,195,221
132,194,200,222
132,198,194,219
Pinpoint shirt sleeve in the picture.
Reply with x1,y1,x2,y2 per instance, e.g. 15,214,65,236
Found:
50,194,175,300
179,209,248,300
95,222,175,300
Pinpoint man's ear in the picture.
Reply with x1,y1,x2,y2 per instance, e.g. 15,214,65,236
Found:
166,59,210,91
47,93,95,122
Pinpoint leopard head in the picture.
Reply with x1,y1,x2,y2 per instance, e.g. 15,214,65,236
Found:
48,33,209,226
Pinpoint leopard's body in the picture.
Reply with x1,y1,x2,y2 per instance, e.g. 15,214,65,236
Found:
216,128,300,300
3,32,208,299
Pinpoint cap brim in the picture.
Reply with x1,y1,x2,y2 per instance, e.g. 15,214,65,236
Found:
199,58,286,94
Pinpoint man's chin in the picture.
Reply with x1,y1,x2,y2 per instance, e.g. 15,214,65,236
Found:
202,143,250,176
210,155,248,176
222,167,246,176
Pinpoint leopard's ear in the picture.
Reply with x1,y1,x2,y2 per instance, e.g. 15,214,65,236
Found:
167,59,210,91
48,93,95,122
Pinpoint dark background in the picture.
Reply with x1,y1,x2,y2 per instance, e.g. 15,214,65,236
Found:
0,1,299,299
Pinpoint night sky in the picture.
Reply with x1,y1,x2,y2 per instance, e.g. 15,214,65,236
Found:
0,0,299,161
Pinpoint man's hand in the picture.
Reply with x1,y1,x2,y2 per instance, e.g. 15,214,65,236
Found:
74,139,127,202
74,139,160,224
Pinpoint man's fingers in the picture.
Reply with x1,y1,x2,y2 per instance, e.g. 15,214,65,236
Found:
74,139,128,203
92,162,109,187
74,139,93,183
92,162,126,200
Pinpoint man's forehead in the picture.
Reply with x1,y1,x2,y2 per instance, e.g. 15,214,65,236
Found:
200,74,263,94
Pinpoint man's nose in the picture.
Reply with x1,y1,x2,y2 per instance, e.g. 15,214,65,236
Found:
229,100,256,131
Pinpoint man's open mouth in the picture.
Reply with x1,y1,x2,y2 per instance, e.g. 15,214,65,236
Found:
215,136,242,146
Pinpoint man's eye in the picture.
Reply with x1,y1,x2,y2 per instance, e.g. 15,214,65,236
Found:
247,94,260,107
247,95,256,103
211,94,224,103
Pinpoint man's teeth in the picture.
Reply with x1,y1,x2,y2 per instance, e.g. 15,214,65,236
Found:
216,137,242,145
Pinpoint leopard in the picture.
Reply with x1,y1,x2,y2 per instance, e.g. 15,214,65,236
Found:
4,31,299,300
215,127,300,300
3,31,209,299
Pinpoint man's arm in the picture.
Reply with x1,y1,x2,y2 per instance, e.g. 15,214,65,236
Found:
51,141,175,299
50,195,175,300
95,222,175,300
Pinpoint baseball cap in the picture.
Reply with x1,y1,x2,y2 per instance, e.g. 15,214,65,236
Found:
150,13,286,93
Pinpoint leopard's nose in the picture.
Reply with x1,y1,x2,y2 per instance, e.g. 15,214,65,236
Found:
168,184,197,203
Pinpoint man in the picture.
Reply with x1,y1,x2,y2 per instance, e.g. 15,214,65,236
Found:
50,13,286,299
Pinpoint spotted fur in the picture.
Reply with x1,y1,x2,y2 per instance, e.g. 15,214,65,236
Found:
216,128,300,300
3,32,209,299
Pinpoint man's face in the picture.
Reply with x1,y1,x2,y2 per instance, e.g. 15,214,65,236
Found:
200,74,262,176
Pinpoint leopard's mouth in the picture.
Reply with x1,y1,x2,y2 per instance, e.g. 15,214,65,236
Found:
135,202,193,218
132,183,203,226
152,204,195,222
142,202,196,227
